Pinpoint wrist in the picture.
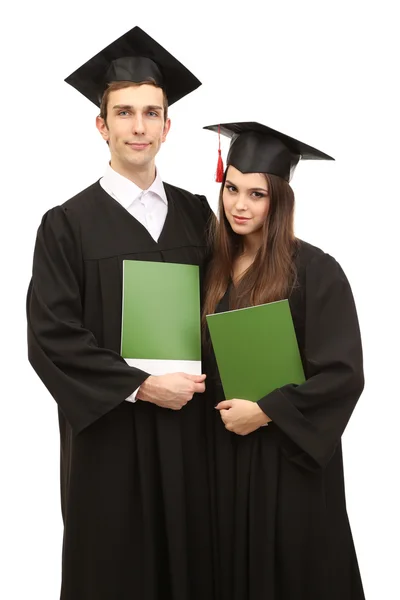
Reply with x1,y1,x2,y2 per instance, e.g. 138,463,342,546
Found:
255,403,271,425
136,375,155,402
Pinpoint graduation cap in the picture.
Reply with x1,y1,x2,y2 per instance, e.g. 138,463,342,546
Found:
64,26,201,107
204,122,334,183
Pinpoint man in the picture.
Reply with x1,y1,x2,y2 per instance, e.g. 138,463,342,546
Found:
27,26,214,600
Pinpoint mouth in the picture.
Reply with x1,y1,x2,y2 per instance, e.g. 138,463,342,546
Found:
126,142,151,151
232,215,251,224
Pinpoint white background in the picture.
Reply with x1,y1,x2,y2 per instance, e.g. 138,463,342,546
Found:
1,0,398,598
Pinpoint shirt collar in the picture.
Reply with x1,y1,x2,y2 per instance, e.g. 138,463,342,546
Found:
102,164,167,209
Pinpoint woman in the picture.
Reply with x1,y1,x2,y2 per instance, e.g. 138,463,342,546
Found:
202,122,365,600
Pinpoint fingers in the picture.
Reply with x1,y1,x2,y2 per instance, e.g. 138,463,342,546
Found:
193,382,206,394
215,400,233,410
219,409,231,427
219,407,228,418
184,373,207,382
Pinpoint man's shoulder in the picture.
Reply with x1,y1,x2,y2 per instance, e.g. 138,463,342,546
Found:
36,181,102,233
163,181,204,201
163,181,212,220
61,180,102,213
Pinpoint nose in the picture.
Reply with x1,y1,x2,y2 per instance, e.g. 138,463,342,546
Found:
132,113,145,136
235,194,248,212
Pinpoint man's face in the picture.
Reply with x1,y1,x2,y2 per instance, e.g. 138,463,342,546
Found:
96,84,171,173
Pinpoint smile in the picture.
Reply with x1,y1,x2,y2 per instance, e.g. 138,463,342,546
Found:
233,215,251,223
126,142,150,150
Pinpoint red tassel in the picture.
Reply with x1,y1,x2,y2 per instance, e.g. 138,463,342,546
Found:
216,149,224,182
215,124,224,182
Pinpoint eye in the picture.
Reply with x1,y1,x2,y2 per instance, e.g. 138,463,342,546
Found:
225,184,237,193
118,110,130,117
251,191,267,199
147,111,159,117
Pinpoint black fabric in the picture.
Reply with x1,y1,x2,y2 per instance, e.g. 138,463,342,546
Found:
204,240,365,600
27,181,215,600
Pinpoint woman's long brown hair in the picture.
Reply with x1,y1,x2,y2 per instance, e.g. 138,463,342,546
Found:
202,169,299,328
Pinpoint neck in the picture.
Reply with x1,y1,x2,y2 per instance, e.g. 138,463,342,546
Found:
241,231,263,257
110,160,156,190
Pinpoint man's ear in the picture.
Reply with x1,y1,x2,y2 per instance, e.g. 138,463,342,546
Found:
96,115,109,141
161,117,172,143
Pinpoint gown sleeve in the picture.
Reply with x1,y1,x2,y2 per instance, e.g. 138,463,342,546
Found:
27,205,150,435
195,194,217,236
195,194,214,222
257,252,364,471
195,194,216,263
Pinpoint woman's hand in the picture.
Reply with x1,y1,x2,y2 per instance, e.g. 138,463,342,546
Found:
215,399,271,435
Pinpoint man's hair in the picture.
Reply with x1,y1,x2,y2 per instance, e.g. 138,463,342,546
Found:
99,79,169,124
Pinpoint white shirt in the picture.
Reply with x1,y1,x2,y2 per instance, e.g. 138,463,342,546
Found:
100,164,168,242
100,165,168,402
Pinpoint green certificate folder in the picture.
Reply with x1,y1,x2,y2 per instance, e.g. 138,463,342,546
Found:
206,300,305,401
121,260,201,375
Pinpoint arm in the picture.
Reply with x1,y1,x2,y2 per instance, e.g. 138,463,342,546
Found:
257,253,364,471
27,206,151,435
27,207,207,431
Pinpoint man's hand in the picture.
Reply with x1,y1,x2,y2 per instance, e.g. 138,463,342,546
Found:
215,399,271,435
136,373,206,410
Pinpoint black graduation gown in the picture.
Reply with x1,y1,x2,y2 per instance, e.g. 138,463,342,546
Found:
27,181,215,600
205,240,365,600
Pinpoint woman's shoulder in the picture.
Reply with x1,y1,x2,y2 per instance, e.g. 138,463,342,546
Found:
294,238,337,270
294,239,350,295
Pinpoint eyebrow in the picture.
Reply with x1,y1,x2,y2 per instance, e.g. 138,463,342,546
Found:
225,179,269,193
112,104,163,112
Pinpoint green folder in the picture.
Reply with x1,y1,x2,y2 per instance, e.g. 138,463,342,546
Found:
121,261,201,374
206,300,305,401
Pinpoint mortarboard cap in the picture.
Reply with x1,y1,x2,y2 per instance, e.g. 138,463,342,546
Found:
65,26,201,107
204,121,334,182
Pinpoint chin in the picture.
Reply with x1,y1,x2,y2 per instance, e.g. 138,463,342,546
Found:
126,156,151,167
230,224,246,235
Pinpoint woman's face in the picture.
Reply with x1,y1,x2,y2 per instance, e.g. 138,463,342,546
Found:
222,165,271,238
